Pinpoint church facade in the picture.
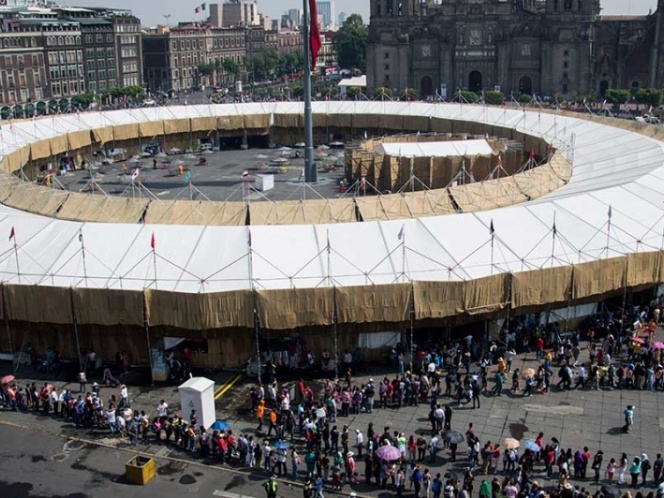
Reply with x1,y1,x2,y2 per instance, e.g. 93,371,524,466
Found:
366,0,664,98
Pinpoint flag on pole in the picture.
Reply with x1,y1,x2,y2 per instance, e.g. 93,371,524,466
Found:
608,204,612,220
552,221,557,236
78,229,83,243
248,228,252,248
241,169,249,179
150,232,156,249
194,2,206,13
489,220,495,235
9,226,15,241
308,0,321,67
182,171,191,184
529,149,535,160
398,224,405,241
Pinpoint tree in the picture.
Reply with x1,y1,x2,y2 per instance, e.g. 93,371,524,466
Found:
635,88,663,108
484,90,505,106
71,93,95,108
604,89,630,105
333,14,368,71
399,87,418,101
373,86,392,101
452,89,478,103
196,63,215,76
346,86,362,99
221,58,240,81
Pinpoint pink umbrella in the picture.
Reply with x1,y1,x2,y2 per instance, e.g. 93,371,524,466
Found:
630,336,646,344
375,444,402,461
652,341,664,349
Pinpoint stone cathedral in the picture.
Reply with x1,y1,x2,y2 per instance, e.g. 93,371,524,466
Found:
366,0,664,98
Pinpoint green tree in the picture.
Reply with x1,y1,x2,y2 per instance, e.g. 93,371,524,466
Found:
196,63,215,76
635,88,663,108
373,86,392,101
71,93,95,108
221,58,240,80
452,89,478,103
604,89,630,105
290,83,304,100
519,93,533,104
484,90,505,105
333,14,368,71
399,87,418,101
346,86,362,99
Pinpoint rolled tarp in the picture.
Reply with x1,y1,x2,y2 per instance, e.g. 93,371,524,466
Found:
67,130,92,151
49,134,69,156
463,273,507,315
92,126,114,144
30,140,51,160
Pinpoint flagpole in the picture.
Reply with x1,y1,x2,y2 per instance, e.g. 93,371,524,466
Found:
490,220,495,275
327,229,339,381
151,233,158,290
551,212,557,268
248,228,262,386
606,205,612,258
303,0,317,183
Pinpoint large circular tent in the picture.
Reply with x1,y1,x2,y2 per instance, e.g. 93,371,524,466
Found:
0,101,661,368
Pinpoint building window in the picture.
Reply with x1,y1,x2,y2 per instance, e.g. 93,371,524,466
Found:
564,49,569,56
563,72,568,80
106,34,113,43
562,83,568,93
384,52,389,59
564,0,572,10
85,34,93,43
563,61,568,68
385,64,390,71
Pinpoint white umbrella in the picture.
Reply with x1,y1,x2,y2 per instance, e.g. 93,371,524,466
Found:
271,157,289,164
277,146,292,151
294,142,306,148
168,147,182,154
255,154,269,159
329,141,344,147
183,154,197,160
202,149,213,154
317,144,330,150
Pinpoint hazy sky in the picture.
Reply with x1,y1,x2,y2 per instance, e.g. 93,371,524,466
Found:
68,0,658,28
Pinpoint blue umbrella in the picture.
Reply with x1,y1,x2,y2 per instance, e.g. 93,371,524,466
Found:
210,419,230,431
522,440,540,452
273,440,289,450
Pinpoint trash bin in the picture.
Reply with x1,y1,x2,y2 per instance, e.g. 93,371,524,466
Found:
125,456,155,485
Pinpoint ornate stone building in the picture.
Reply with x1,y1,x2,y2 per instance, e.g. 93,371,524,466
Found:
367,0,664,98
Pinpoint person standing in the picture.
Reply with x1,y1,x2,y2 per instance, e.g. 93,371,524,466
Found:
624,405,635,433
642,454,652,486
653,453,663,485
264,476,278,498
591,451,604,484
630,456,642,489
412,465,423,498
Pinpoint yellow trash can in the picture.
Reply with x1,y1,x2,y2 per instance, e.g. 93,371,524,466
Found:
125,456,155,485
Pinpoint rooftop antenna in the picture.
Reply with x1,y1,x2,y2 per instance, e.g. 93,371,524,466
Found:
163,14,171,25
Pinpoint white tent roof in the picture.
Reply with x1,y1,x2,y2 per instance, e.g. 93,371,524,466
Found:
381,139,494,158
337,76,366,88
0,102,660,293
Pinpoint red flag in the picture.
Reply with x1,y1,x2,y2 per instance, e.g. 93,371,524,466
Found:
8,226,14,241
529,149,535,159
308,0,321,67
150,232,155,249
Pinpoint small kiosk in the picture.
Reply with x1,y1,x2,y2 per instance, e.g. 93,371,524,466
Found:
178,377,216,428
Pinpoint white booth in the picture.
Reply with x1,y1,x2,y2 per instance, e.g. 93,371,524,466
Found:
178,377,216,429
255,174,274,192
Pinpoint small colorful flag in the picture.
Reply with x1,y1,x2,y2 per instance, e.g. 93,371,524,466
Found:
608,204,612,220
194,2,206,13
398,224,405,241
552,221,557,236
490,220,495,235
247,228,252,248
529,149,535,160
78,229,83,243
182,171,191,184
150,232,156,249
241,169,249,179
131,168,139,180
9,226,15,240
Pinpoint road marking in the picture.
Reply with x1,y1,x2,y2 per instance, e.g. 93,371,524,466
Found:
215,373,242,400
213,490,254,498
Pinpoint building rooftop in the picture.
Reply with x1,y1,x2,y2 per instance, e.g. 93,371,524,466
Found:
599,15,649,22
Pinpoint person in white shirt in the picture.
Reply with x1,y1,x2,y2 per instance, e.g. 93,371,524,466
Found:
355,429,364,456
106,407,117,434
49,388,59,416
120,385,129,408
156,400,168,418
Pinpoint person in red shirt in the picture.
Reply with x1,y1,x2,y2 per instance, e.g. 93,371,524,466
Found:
535,337,545,360
581,446,591,478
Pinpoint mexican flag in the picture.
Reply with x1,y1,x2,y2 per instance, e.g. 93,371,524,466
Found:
194,3,206,13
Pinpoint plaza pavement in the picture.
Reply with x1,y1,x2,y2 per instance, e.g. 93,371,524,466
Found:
2,345,664,497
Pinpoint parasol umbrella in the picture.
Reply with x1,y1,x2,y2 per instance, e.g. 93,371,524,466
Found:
294,142,305,148
630,336,645,344
652,341,664,349
375,444,402,461
440,430,465,445
522,440,540,452
273,440,289,450
502,438,520,450
1,374,14,384
521,368,536,379
168,147,182,154
210,419,230,431
255,154,269,159
271,157,289,164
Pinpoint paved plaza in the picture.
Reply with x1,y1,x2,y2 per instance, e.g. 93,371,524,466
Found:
54,147,347,203
1,341,664,498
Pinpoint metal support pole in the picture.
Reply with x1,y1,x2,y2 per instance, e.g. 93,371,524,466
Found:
70,288,83,372
2,287,14,373
253,303,262,386
302,0,317,183
143,293,154,386
409,293,415,373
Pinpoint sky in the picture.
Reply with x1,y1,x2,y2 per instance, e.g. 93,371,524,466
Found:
68,0,658,28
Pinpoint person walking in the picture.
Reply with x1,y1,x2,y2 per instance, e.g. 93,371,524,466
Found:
264,476,278,498
624,405,635,433
653,453,663,485
642,454,652,486
592,451,604,484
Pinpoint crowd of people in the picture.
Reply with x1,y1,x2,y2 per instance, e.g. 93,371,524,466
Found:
3,300,664,498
